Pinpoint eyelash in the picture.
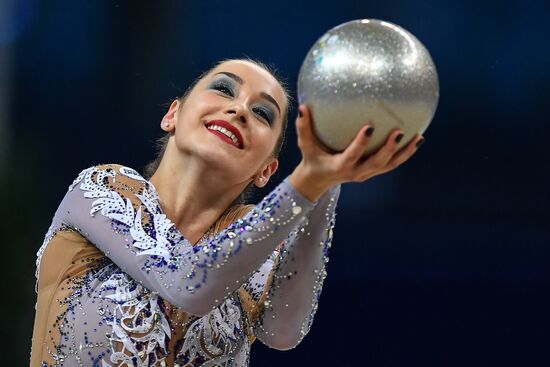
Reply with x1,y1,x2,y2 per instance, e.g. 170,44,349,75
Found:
253,106,274,125
210,79,274,125
211,80,235,97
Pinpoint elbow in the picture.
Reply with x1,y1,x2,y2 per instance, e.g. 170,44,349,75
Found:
162,281,235,317
163,292,215,318
256,323,306,351
179,303,213,318
269,339,301,351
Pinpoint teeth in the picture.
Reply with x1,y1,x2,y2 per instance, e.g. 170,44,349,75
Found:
207,125,240,146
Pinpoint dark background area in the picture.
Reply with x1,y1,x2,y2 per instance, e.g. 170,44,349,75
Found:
1,0,549,366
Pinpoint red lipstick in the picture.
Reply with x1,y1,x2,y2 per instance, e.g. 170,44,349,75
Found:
205,120,244,149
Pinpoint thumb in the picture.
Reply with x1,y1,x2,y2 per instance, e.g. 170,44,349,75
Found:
295,105,322,155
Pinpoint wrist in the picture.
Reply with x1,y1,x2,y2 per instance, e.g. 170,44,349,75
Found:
290,163,333,203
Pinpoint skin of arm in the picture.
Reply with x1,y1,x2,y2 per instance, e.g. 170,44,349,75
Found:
290,105,423,202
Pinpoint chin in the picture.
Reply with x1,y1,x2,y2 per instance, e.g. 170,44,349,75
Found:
198,144,242,171
176,134,252,176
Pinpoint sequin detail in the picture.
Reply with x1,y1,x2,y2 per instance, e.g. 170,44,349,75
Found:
35,222,77,292
32,163,339,366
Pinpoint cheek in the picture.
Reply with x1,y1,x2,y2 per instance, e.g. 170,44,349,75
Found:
178,93,219,120
252,126,278,156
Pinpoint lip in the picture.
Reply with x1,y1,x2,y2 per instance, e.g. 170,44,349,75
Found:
205,120,244,149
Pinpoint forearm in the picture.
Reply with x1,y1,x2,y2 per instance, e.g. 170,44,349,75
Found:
179,178,318,314
60,165,318,316
255,183,340,349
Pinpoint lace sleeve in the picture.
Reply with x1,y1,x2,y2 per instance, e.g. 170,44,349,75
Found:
55,163,316,316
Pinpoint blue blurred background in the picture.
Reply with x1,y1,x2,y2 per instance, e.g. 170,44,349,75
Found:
2,0,549,365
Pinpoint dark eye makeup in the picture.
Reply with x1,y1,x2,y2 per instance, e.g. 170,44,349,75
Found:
253,105,275,125
208,75,276,126
209,77,235,97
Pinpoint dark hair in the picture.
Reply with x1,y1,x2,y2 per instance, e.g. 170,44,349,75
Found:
142,58,292,231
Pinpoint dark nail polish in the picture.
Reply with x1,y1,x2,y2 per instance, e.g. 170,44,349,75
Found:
365,127,374,137
416,138,425,148
298,109,303,118
395,133,404,144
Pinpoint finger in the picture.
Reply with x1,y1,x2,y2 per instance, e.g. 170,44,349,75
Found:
295,105,327,155
384,135,424,172
339,123,374,165
364,129,405,169
294,105,314,154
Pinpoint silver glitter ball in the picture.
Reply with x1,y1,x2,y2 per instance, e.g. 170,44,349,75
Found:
298,19,439,155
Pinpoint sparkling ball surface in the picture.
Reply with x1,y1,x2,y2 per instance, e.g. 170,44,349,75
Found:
298,19,439,155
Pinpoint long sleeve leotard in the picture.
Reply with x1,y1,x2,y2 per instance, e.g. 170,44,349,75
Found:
31,163,340,367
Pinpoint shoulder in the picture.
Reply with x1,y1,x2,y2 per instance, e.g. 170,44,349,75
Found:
66,163,161,215
68,163,150,192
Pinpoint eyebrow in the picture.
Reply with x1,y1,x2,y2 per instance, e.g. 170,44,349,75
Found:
214,71,281,115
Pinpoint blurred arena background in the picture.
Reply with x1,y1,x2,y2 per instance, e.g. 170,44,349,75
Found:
1,0,549,365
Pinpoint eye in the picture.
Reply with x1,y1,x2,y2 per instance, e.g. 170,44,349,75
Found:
210,79,235,97
253,105,274,125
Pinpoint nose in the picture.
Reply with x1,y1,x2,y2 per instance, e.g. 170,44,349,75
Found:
226,103,247,124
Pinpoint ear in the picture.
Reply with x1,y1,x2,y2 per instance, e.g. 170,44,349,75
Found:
254,158,279,188
160,99,180,132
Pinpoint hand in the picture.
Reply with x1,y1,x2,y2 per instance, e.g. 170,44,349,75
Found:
290,105,424,202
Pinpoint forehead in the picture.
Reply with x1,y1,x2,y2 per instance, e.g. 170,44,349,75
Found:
207,60,286,105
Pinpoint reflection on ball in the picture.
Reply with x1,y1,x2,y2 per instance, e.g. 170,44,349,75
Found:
298,19,439,155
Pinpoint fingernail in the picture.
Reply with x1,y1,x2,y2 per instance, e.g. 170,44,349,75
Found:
365,127,374,137
395,133,404,144
416,138,425,148
298,109,303,118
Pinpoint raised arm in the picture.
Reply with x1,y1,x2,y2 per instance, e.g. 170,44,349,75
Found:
245,103,423,349
254,183,340,350
55,163,316,316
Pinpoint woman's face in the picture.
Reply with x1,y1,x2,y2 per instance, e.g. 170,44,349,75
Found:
167,60,286,186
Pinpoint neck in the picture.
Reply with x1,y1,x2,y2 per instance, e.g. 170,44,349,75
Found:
149,145,250,245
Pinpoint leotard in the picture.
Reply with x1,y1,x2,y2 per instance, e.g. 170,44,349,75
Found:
31,163,340,366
